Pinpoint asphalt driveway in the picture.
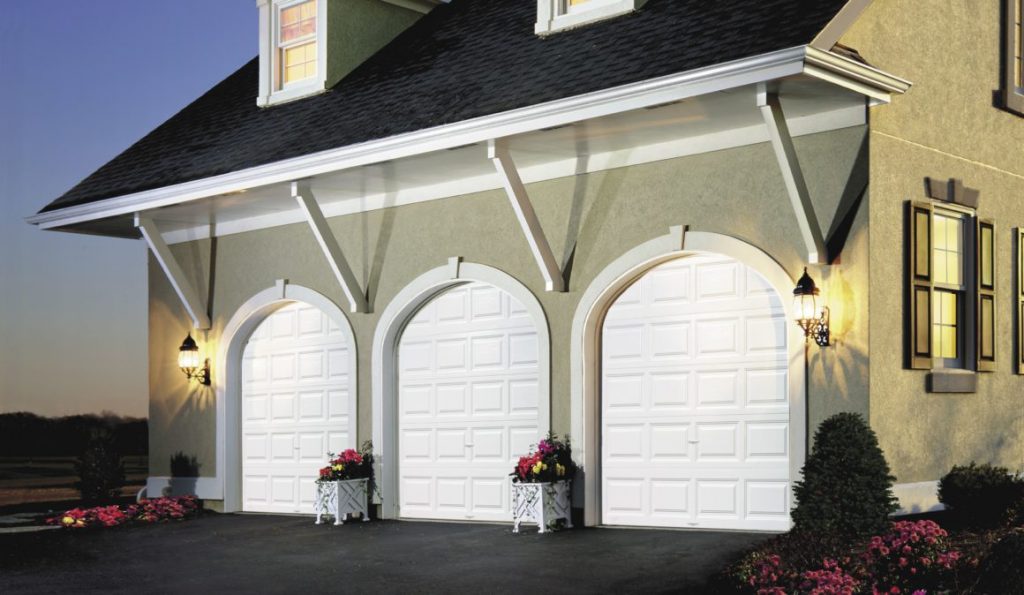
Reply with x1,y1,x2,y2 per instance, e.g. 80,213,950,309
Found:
0,514,767,594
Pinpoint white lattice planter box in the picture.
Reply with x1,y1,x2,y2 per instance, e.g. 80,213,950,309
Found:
314,478,370,525
512,480,573,533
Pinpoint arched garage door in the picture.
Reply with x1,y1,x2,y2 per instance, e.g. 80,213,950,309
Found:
601,254,790,531
241,302,353,514
398,281,541,522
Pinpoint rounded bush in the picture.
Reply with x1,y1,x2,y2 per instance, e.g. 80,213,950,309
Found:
791,412,898,537
972,530,1024,595
74,431,125,502
938,462,1024,529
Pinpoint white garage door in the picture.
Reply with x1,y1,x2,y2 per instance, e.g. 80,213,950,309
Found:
241,302,353,514
398,282,541,522
601,255,791,531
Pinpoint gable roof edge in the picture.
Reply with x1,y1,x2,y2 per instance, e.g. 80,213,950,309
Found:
810,0,874,50
28,46,810,230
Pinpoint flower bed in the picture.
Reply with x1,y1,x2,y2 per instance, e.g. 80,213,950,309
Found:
729,520,966,594
47,496,200,529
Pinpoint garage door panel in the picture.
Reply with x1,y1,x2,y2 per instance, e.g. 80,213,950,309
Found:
471,478,506,514
695,371,740,407
696,480,739,516
745,368,788,406
242,302,353,514
470,381,503,413
509,380,539,414
399,281,541,521
651,479,690,516
603,255,790,531
650,424,690,460
746,482,789,517
436,383,468,415
651,373,688,409
746,423,789,459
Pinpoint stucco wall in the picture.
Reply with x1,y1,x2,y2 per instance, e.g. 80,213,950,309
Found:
843,0,1024,483
147,126,869,481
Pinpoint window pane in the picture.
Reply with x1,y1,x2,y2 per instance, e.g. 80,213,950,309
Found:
280,0,316,43
981,225,993,288
932,213,962,286
283,41,317,84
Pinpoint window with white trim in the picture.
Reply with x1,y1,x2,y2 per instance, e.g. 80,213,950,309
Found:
931,210,965,367
257,0,327,107
535,0,647,35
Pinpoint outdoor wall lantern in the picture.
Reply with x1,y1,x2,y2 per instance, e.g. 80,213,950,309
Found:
793,268,830,347
178,333,211,385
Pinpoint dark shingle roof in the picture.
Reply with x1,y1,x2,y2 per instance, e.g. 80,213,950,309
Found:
41,0,848,213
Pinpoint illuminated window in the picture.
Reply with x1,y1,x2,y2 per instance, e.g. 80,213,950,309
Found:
931,212,964,366
279,0,318,87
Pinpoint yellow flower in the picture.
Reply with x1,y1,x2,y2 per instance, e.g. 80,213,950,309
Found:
556,463,566,477
532,461,547,474
332,464,344,472
62,516,75,526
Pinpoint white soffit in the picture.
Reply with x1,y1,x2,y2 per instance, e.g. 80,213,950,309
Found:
29,47,908,243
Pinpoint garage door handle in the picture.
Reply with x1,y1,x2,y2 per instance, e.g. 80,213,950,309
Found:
464,443,474,448
688,440,700,444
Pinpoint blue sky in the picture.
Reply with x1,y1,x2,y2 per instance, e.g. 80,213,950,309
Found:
0,1,255,416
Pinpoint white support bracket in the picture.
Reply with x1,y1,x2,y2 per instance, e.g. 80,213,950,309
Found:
135,214,211,330
293,182,368,313
757,84,826,264
487,138,566,292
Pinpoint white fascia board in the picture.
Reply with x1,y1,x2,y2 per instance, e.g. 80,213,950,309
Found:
810,0,874,51
27,46,908,232
803,46,912,101
27,47,808,230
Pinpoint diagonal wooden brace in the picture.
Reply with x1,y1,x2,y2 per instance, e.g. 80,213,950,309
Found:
135,214,211,329
488,138,565,292
757,84,826,264
293,182,368,313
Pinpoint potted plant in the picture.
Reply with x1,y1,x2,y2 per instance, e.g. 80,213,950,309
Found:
314,442,374,525
510,434,577,533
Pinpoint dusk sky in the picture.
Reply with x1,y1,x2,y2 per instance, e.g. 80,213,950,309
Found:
1,1,256,417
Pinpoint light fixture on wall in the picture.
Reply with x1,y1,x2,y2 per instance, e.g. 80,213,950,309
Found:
178,333,211,385
793,268,830,347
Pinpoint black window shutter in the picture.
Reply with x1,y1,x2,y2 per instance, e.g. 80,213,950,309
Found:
907,201,934,370
977,218,996,371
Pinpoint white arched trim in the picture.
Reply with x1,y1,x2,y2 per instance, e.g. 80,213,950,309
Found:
214,280,358,512
372,259,552,519
570,227,806,527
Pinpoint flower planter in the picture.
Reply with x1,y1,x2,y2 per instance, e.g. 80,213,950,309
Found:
314,478,370,525
512,479,572,533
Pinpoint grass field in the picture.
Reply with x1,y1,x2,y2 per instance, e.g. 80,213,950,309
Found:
0,456,147,508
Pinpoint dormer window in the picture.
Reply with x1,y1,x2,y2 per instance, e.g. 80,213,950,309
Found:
279,0,318,86
535,0,647,35
256,0,441,107
258,0,327,107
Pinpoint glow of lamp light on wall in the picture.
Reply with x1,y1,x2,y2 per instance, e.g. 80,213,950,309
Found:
178,333,211,385
792,268,830,347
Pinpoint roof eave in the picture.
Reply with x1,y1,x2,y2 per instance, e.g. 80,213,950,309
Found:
27,45,910,232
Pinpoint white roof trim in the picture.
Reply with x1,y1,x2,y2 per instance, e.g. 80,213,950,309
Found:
27,46,909,231
810,0,874,51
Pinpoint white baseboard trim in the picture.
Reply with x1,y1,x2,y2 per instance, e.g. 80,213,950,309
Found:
892,481,944,515
144,477,223,500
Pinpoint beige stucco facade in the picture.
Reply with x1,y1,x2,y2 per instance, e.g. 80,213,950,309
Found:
143,0,1024,514
843,0,1024,482
148,126,870,483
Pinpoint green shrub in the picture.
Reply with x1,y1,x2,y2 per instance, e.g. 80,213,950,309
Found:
791,412,898,537
938,463,1024,529
74,430,125,502
971,530,1024,595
